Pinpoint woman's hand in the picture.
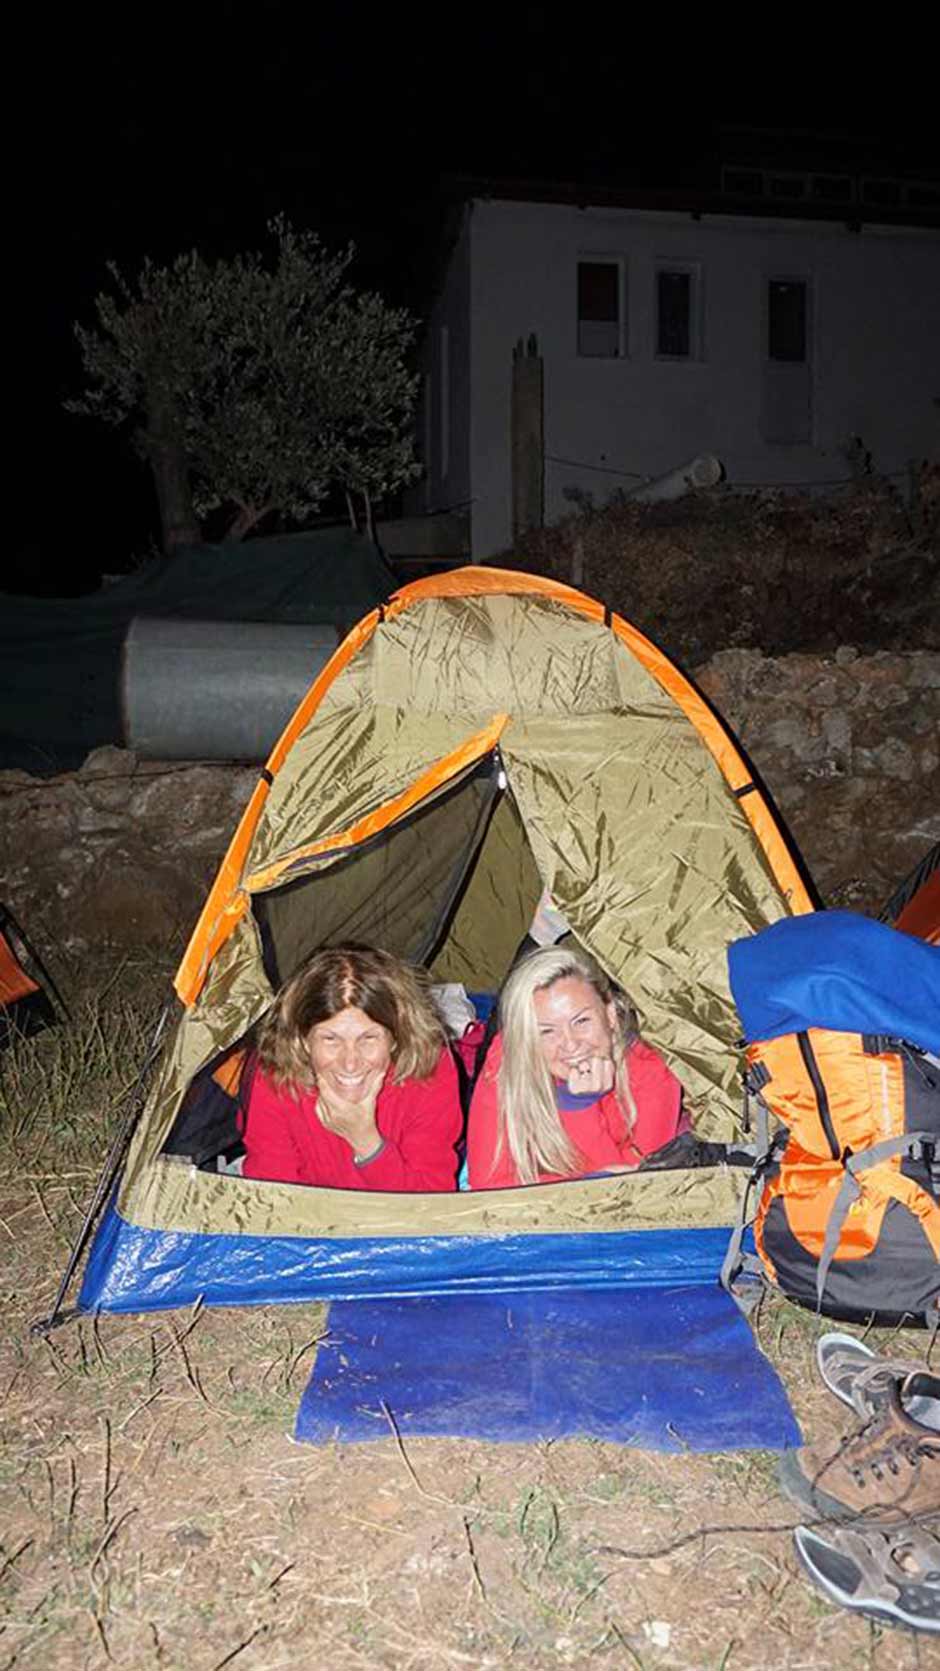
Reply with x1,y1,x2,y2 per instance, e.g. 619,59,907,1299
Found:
315,1068,385,1158
565,1056,614,1098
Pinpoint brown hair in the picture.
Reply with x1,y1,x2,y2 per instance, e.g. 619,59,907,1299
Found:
255,945,445,1093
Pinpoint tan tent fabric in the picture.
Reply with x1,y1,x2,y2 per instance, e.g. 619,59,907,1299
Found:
117,569,814,1245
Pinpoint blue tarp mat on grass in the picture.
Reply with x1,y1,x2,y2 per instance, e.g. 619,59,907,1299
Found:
295,1286,801,1451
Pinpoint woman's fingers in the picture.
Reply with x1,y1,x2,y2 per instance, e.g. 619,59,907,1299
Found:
566,1056,614,1095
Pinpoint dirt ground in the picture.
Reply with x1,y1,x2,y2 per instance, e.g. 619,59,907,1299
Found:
1,969,937,1670
1,1183,936,1665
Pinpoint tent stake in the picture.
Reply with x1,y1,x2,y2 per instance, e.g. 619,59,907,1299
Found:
31,1001,174,1338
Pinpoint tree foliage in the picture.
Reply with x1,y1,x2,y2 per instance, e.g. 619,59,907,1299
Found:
68,218,421,546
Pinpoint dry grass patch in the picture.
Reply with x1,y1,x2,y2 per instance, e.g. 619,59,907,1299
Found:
1,973,934,1669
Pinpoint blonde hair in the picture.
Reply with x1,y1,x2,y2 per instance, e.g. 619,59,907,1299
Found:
496,945,638,1185
256,945,445,1094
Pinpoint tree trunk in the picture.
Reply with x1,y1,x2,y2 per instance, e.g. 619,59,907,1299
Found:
141,382,199,554
224,503,272,542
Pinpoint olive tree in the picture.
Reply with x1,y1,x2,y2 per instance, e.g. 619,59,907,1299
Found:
67,218,421,550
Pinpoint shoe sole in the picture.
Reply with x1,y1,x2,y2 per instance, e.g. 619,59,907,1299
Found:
816,1331,877,1410
794,1526,940,1635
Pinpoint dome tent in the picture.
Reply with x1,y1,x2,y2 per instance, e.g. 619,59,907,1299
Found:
69,568,814,1317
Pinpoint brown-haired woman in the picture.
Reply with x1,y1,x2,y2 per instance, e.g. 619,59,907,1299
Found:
240,946,462,1190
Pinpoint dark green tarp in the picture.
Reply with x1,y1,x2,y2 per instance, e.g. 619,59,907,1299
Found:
0,530,393,772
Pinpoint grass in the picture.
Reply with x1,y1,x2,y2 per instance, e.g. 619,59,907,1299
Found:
1,969,935,1670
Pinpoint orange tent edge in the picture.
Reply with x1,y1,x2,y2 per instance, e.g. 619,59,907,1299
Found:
175,566,813,1007
244,714,509,893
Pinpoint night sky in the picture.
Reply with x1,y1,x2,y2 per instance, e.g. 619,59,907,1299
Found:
9,15,937,593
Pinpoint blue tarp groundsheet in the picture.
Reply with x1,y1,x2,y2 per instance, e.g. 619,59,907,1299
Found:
79,1212,740,1312
295,1286,802,1452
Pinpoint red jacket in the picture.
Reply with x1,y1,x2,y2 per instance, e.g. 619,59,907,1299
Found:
241,1047,461,1191
467,1034,686,1189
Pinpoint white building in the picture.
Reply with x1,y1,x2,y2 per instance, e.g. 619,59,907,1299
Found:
411,174,940,560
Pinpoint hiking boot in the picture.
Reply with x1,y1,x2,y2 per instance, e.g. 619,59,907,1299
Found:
817,1332,940,1430
778,1373,940,1521
794,1522,940,1634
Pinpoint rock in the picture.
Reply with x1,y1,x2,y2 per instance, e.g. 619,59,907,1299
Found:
1,649,937,949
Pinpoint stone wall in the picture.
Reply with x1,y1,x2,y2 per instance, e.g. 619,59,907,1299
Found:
0,748,257,957
1,649,937,962
696,648,939,913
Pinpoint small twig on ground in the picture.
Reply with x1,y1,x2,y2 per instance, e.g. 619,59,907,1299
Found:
28,1180,63,1243
88,1606,112,1662
116,1389,162,1433
461,1515,514,1627
210,1624,267,1670
163,1317,224,1415
100,1416,114,1526
266,1560,295,1590
379,1400,460,1508
42,1460,56,1544
0,1538,33,1583
91,1313,111,1373
64,1457,78,1556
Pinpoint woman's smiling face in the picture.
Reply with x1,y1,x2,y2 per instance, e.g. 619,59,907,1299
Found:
306,1005,393,1102
531,977,617,1081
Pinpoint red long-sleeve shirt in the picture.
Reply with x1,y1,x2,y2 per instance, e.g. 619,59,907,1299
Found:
467,1034,686,1189
241,1047,461,1191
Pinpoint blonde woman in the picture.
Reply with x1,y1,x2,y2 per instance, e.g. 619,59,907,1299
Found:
466,946,685,1188
241,946,461,1190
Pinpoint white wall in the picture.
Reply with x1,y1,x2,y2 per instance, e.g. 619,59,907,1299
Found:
466,200,940,558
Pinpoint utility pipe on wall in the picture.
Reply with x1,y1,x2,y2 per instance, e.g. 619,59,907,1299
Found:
628,454,724,503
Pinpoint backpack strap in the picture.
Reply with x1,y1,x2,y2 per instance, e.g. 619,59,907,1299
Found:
815,1130,940,1314
720,1121,788,1313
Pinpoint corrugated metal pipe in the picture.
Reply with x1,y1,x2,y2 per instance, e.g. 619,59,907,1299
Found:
628,453,724,503
122,618,340,760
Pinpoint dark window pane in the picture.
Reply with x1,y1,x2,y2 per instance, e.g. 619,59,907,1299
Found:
657,270,691,357
724,168,763,195
862,178,902,206
578,262,619,322
812,174,852,202
769,175,806,200
768,280,807,362
577,261,621,356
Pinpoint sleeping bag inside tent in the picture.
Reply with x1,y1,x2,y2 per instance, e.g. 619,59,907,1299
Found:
78,568,815,1315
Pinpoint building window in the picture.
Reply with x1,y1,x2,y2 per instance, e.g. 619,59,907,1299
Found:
655,267,700,359
767,279,808,363
763,277,812,444
722,166,763,196
577,260,623,357
768,173,806,201
811,173,853,203
861,177,902,208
